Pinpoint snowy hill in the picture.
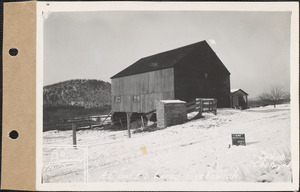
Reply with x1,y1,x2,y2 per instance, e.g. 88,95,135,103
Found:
43,79,111,123
44,79,111,108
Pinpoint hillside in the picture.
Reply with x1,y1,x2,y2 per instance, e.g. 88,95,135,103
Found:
43,79,111,123
44,79,111,108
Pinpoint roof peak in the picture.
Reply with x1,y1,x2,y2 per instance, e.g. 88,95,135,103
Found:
111,40,209,79
231,89,249,95
140,40,207,60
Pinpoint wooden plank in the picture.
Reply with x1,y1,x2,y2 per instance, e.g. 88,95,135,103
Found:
132,98,139,113
111,78,119,96
148,71,155,93
139,94,144,113
162,68,174,92
147,93,155,112
141,72,149,94
123,95,131,112
119,77,125,96
123,75,132,95
126,113,132,138
119,95,124,112
134,74,141,94
154,70,163,93
163,91,175,100
145,94,150,112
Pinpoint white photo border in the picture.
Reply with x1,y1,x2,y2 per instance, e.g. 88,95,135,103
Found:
36,1,299,191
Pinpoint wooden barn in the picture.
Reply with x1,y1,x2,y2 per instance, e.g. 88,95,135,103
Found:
110,40,231,123
230,89,248,109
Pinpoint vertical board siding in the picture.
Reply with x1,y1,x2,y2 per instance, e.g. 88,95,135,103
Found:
123,95,132,112
148,71,155,93
162,68,174,92
111,79,117,96
154,70,163,93
118,77,125,96
111,68,175,113
140,72,149,94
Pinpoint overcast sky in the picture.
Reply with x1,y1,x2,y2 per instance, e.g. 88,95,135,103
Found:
44,11,291,98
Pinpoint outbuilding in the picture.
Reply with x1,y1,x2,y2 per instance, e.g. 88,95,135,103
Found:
110,40,231,123
230,89,249,109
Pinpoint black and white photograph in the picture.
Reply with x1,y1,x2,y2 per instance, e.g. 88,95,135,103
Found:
37,2,299,190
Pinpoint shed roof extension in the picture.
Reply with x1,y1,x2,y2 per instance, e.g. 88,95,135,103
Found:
111,40,229,79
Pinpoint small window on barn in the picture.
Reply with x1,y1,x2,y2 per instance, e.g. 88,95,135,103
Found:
133,95,140,103
204,73,208,78
150,62,158,67
114,96,121,103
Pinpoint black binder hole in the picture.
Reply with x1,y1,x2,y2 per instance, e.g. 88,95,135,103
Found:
9,130,19,139
9,48,18,56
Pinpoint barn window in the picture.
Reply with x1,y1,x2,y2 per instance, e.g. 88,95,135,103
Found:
114,96,121,103
133,95,140,103
151,62,158,67
204,73,208,78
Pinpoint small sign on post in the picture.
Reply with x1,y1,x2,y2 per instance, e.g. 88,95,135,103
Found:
231,134,246,146
199,99,203,117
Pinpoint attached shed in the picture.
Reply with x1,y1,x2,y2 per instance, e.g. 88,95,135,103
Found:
110,40,231,122
230,89,249,109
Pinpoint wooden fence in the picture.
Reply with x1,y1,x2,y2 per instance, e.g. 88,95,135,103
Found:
186,98,217,116
142,98,217,120
43,113,112,131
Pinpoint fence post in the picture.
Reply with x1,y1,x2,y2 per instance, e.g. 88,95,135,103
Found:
215,99,217,115
141,116,145,128
88,116,92,129
126,113,132,138
98,116,102,124
199,99,203,117
72,123,77,148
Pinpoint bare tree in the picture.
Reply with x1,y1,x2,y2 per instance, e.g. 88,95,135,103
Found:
259,86,289,108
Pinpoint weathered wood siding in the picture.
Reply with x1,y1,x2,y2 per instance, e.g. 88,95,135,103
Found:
174,43,231,107
112,68,175,113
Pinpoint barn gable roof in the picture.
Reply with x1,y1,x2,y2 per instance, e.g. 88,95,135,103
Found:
111,40,229,79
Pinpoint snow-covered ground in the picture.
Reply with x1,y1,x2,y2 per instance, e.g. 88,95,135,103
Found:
42,104,292,183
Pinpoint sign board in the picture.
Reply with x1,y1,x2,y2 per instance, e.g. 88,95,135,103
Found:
231,134,246,146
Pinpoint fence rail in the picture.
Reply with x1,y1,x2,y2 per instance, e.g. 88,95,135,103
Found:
43,114,112,131
186,98,217,115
